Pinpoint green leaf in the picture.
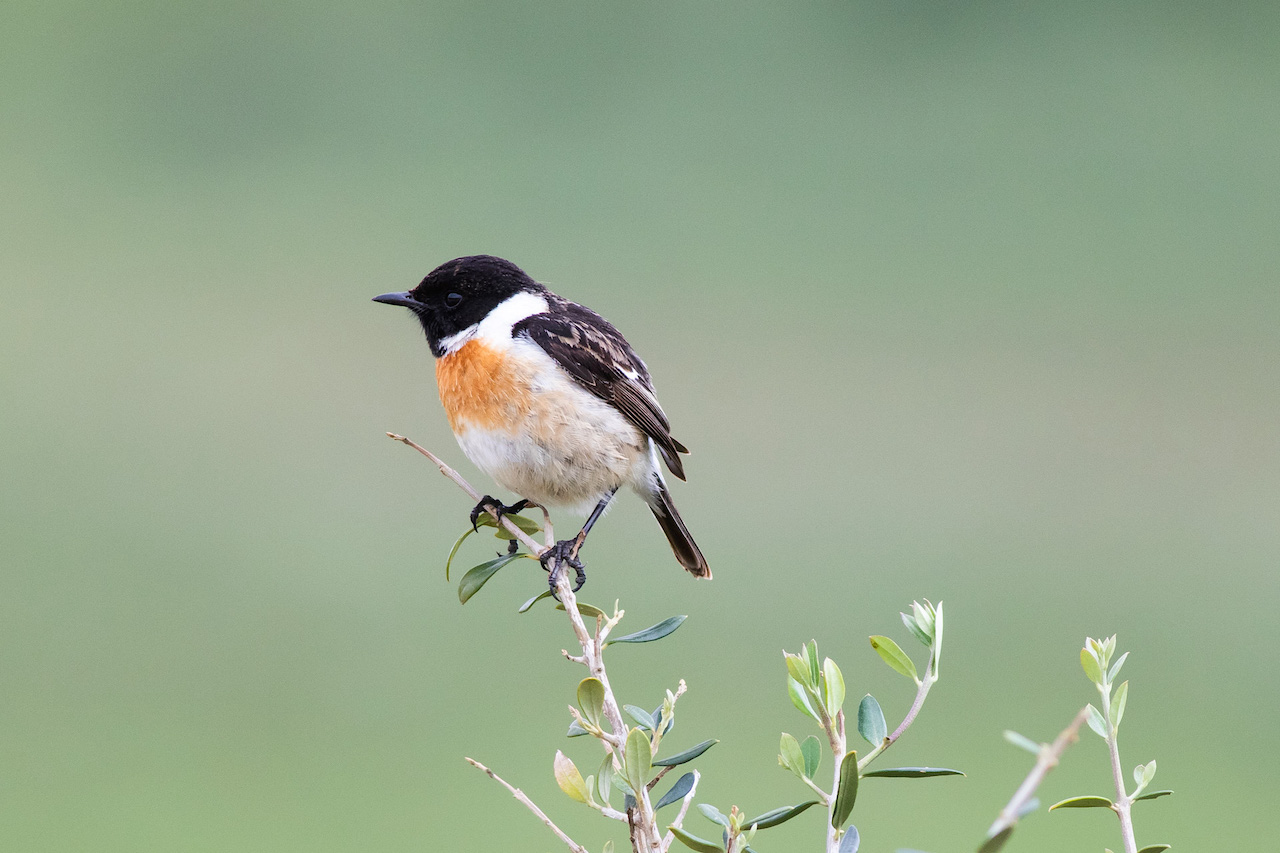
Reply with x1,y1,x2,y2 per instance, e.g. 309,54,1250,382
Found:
577,678,605,729
1112,681,1129,730
489,512,542,539
977,826,1013,853
807,641,820,684
901,611,931,646
1048,795,1114,810
861,767,965,778
596,753,614,805
931,600,944,675
566,719,589,737
857,695,887,747
744,800,820,829
1086,704,1108,739
779,732,805,777
668,826,723,853
1137,846,1171,853
607,615,687,645
457,553,521,603
823,658,846,715
1081,647,1104,685
831,750,859,828
697,803,729,827
553,751,590,804
518,589,555,613
788,676,821,723
624,727,652,792
655,772,696,811
653,739,718,767
869,636,918,681
1108,651,1130,683
911,600,934,639
444,527,475,580
838,825,860,853
1003,730,1042,755
785,653,812,688
556,601,607,619
625,705,657,731
1134,789,1174,802
800,735,822,779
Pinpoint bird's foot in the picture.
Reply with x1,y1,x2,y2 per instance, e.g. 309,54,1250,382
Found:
469,496,530,532
541,539,587,595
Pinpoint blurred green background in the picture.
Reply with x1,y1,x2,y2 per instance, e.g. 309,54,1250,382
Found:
3,1,1277,850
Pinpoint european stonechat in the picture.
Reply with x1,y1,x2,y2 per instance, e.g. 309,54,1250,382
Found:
375,255,709,591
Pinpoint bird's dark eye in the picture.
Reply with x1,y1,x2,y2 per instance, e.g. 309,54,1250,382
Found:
444,292,463,308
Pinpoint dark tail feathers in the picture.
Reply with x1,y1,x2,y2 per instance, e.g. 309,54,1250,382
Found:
650,481,710,579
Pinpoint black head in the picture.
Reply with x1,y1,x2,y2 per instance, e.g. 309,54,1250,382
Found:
373,255,543,356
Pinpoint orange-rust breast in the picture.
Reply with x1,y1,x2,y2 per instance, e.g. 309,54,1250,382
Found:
435,340,530,433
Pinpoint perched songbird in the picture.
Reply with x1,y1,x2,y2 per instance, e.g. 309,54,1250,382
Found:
375,255,710,591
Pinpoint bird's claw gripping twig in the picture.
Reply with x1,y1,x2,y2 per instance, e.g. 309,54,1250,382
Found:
469,496,530,532
541,539,586,595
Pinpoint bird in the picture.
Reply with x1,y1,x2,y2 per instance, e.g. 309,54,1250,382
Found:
374,255,709,592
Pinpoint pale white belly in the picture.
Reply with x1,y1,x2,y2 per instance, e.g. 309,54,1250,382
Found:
454,362,655,515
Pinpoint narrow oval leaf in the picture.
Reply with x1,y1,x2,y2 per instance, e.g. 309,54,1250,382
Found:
931,600,944,674
596,753,614,805
668,826,723,853
607,615,687,646
977,826,1014,853
445,527,475,580
788,676,821,722
800,735,822,779
1112,681,1129,730
1086,704,1108,739
625,705,657,731
785,653,811,688
1048,795,1114,810
861,767,965,778
744,800,820,829
779,733,805,778
624,728,652,792
857,695,887,747
458,553,521,603
553,751,589,804
1108,650,1130,683
654,772,695,811
823,658,846,715
911,601,934,638
490,512,542,538
900,611,931,646
566,719,589,737
577,678,605,729
697,803,729,827
1003,730,1042,755
1136,845,1171,853
831,750,859,828
653,739,718,767
869,636,918,681
807,641,820,684
1081,648,1103,685
556,601,607,619
518,589,556,613
838,825,860,853
1134,789,1174,802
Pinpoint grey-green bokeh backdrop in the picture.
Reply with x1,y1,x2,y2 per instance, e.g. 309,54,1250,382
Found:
3,2,1277,850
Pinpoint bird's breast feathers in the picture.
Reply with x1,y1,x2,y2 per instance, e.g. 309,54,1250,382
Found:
434,293,649,511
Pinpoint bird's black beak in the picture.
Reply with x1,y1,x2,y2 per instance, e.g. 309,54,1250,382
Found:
372,291,426,310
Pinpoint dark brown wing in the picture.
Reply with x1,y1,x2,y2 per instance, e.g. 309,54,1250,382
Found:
513,301,688,480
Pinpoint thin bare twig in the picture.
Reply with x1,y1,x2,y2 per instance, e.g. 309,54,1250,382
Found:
466,758,588,853
986,705,1091,840
387,433,545,554
398,434,665,852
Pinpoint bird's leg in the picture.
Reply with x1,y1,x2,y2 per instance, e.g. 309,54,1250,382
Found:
469,496,530,532
543,490,617,594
